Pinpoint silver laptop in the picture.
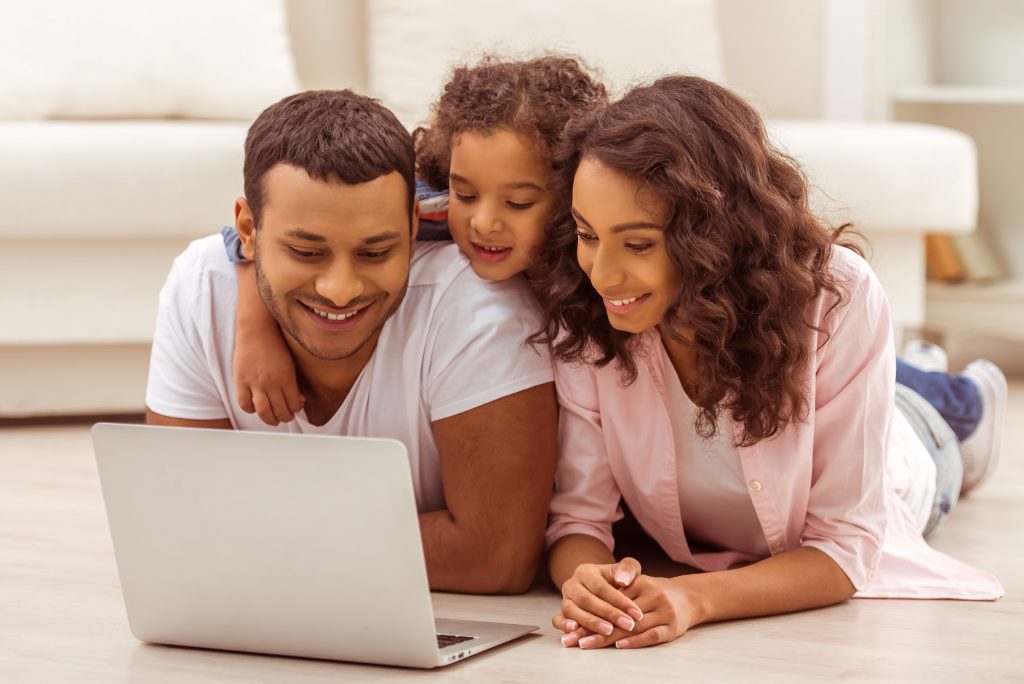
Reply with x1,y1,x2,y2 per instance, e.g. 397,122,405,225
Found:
91,423,537,668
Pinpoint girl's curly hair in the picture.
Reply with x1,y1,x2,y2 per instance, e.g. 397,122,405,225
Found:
532,75,863,447
413,54,608,190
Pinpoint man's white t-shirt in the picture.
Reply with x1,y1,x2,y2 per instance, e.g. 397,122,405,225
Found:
146,236,553,512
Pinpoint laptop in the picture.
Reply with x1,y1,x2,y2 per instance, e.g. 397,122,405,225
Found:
91,423,538,668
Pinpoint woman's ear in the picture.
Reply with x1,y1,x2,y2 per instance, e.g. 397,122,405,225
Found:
234,197,257,261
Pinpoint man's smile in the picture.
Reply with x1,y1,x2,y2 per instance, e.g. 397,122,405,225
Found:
297,298,378,330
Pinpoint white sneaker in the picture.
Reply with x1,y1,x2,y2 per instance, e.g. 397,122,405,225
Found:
902,340,949,373
959,360,1007,493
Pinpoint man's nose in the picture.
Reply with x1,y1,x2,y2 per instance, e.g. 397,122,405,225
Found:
315,258,365,307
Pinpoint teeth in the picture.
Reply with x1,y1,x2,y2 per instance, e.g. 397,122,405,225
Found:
479,245,509,252
609,296,641,307
312,306,359,321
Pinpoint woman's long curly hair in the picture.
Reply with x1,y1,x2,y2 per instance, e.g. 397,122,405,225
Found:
533,75,862,447
413,54,608,191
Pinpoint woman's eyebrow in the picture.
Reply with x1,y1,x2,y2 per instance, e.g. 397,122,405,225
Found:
610,222,663,233
571,208,662,232
570,207,592,227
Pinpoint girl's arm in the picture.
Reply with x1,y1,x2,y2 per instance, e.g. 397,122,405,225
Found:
560,546,854,649
234,262,303,425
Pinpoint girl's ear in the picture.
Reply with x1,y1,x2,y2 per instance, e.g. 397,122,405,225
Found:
234,197,257,261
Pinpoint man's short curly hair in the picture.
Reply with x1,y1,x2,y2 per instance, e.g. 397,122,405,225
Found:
413,55,607,190
244,89,415,228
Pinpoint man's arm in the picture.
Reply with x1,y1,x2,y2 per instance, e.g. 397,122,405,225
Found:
146,409,232,429
420,382,557,594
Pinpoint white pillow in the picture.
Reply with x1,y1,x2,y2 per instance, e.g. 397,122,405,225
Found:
368,0,724,129
0,0,300,120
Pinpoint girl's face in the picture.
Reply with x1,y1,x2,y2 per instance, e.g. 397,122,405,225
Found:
447,130,555,281
572,157,682,334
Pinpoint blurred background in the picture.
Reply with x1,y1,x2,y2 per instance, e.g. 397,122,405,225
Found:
1,0,1021,419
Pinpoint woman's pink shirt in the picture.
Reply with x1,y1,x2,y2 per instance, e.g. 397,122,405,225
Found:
547,246,1003,600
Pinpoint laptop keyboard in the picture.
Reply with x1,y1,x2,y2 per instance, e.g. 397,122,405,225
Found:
437,633,475,649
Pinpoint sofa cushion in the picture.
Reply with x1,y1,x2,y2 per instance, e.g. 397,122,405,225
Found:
769,121,977,232
367,0,724,129
0,121,247,238
0,0,299,120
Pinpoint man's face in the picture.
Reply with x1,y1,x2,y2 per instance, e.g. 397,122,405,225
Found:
237,164,416,362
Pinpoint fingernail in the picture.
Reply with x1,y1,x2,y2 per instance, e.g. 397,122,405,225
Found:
596,620,614,636
628,608,643,622
615,639,630,649
614,571,632,586
561,632,579,647
616,616,635,632
564,620,578,631
579,636,599,649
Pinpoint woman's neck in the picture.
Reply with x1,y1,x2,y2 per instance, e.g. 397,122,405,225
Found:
658,324,698,399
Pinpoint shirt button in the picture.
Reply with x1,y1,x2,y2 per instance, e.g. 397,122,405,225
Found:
771,540,785,553
748,480,763,493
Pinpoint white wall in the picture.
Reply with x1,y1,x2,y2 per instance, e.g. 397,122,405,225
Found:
286,0,830,120
715,0,824,118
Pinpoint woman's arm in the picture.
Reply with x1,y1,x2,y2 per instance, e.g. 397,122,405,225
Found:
621,547,853,648
561,546,855,649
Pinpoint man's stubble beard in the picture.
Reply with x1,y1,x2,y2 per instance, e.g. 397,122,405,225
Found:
251,239,409,362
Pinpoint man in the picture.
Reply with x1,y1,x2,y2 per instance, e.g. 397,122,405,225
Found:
145,90,557,594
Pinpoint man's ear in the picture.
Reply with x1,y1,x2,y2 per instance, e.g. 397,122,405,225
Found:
410,198,420,243
234,197,257,261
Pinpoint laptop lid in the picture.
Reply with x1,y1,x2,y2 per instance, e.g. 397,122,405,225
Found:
92,423,442,668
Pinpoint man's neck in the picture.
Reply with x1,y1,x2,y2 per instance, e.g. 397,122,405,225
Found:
286,328,383,426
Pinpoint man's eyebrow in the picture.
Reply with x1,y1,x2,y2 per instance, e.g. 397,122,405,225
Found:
285,228,326,243
361,230,402,245
571,208,662,233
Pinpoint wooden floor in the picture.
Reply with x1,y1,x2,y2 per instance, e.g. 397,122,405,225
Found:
2,386,1023,682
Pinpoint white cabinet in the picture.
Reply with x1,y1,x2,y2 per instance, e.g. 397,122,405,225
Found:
885,0,1024,357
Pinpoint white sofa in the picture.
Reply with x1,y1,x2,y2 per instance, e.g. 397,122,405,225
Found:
0,0,977,416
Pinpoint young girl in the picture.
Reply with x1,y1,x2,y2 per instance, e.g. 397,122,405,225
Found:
533,75,1005,650
226,55,608,424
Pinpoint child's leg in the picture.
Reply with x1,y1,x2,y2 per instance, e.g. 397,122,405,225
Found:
895,359,982,441
894,384,963,537
958,360,1008,492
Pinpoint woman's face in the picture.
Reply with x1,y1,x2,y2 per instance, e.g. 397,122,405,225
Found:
572,157,682,334
447,130,555,282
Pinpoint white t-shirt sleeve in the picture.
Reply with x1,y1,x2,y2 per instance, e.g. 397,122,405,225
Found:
145,240,230,420
425,269,553,421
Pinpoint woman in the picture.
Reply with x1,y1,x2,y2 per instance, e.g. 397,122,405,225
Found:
534,75,1004,650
